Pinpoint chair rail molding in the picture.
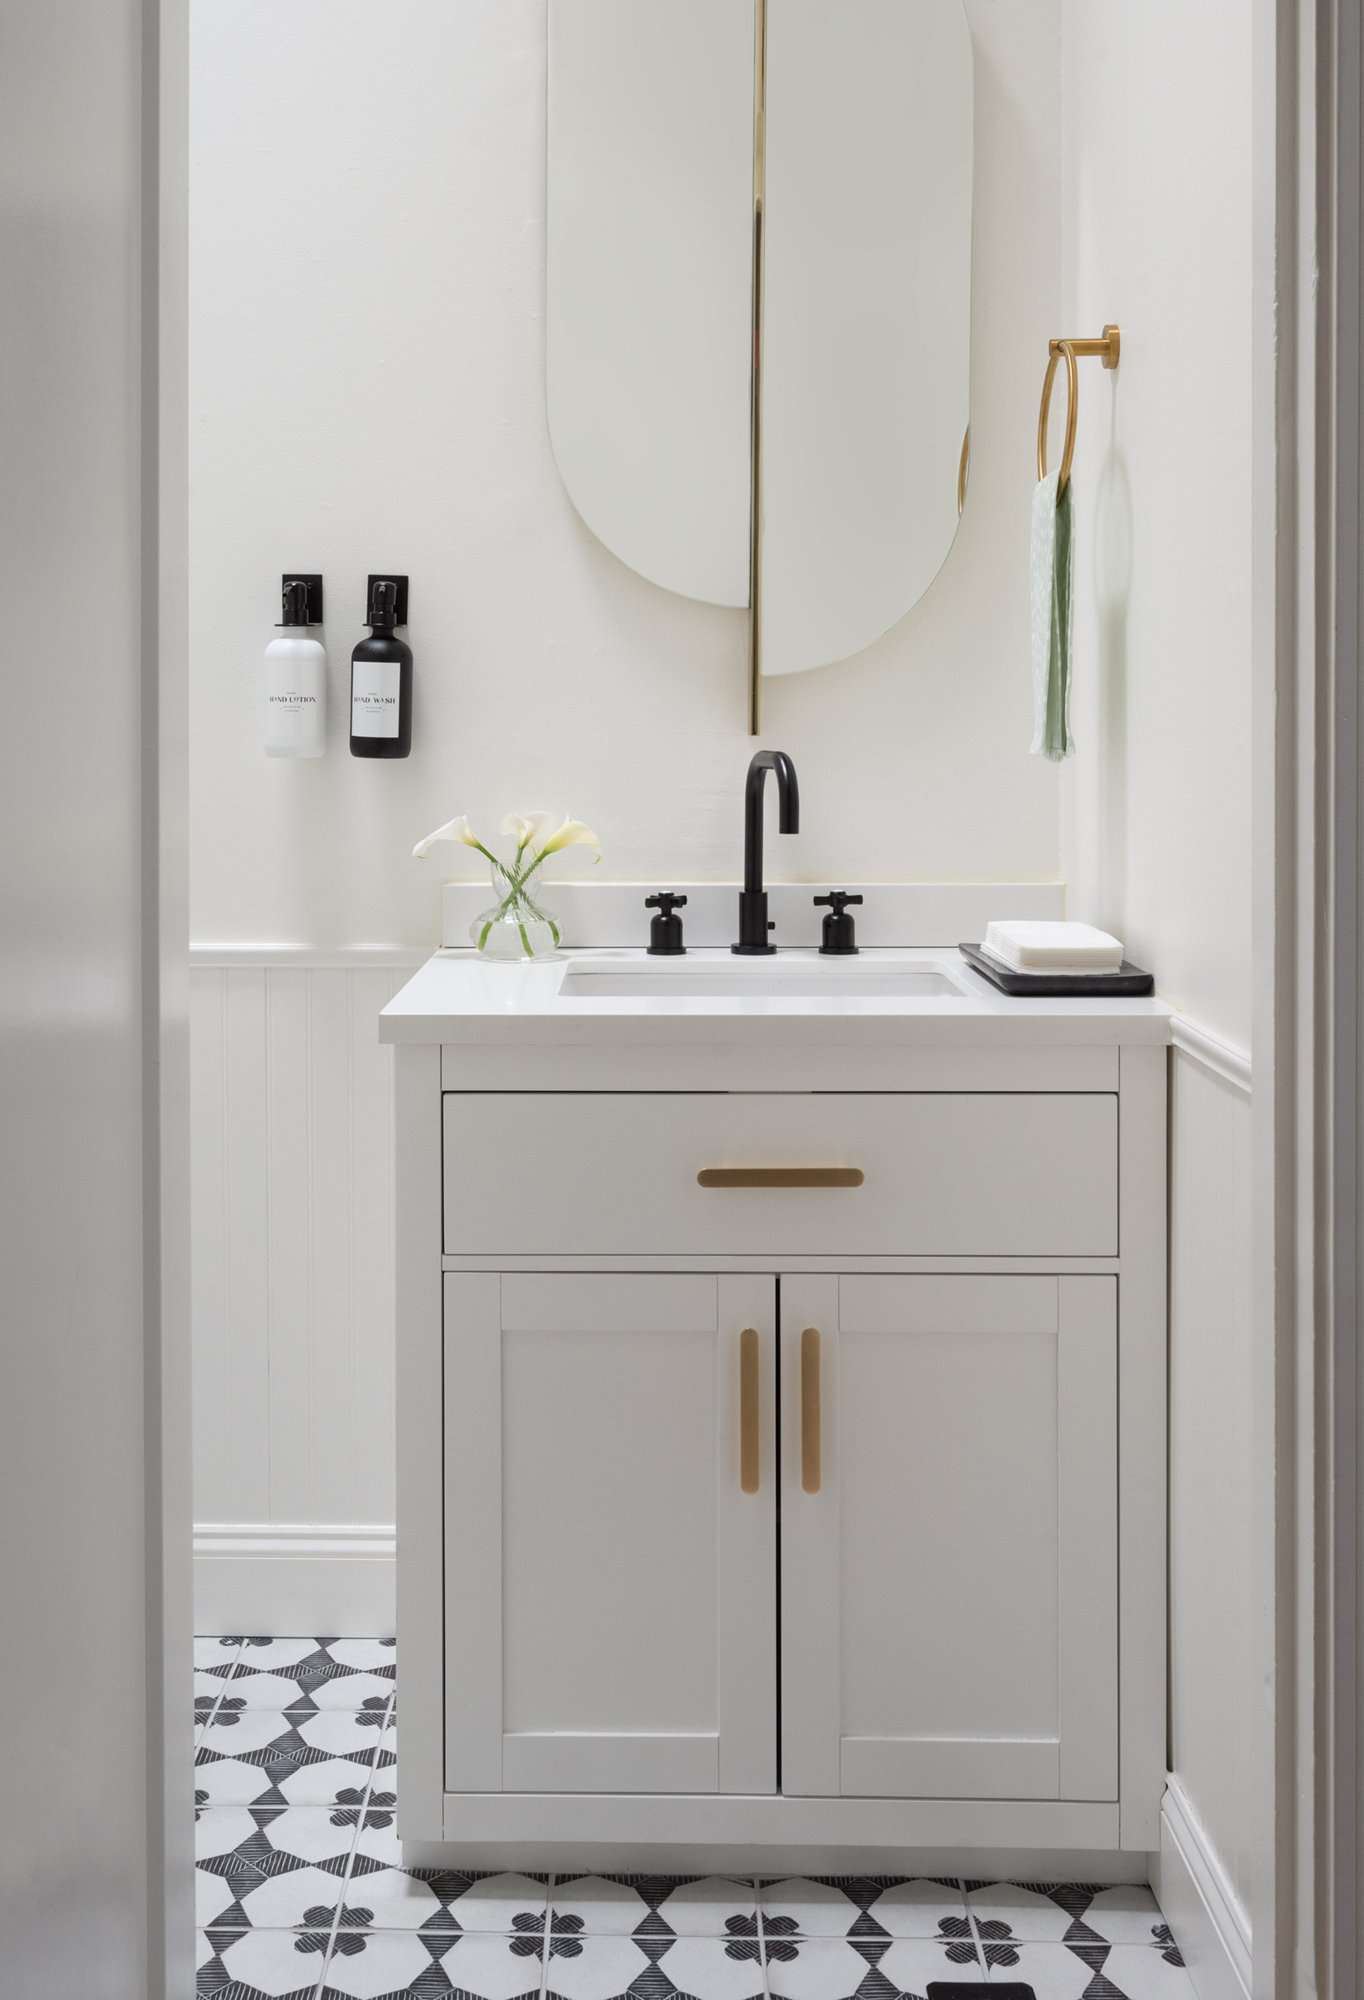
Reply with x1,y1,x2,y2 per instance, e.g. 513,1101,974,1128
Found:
190,943,428,970
1168,1014,1252,1097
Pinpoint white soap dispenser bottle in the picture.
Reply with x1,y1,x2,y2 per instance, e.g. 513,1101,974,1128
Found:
262,573,326,757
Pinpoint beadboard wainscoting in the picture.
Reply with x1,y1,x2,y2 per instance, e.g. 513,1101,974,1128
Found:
1162,1018,1254,2000
191,948,422,1633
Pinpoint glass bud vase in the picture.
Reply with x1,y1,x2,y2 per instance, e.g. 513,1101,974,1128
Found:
470,859,562,962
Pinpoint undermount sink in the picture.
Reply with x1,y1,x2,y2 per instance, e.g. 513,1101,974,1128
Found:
557,957,966,1001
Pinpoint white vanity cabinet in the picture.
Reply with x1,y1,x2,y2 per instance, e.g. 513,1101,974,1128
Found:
384,953,1168,1868
442,1271,777,1799
778,1273,1118,1806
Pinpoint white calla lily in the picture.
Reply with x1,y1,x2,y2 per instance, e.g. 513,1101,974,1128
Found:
500,810,556,855
412,813,486,860
411,809,601,963
537,816,601,860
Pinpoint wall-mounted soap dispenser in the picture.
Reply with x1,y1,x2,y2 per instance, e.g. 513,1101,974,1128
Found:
350,574,412,759
262,573,326,758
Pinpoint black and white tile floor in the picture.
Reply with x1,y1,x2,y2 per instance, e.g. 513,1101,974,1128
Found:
194,1638,1197,2000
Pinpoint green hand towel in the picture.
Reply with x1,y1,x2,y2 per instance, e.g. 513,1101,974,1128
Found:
1030,470,1075,760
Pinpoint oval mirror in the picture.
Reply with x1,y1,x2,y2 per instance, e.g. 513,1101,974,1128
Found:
546,0,974,691
546,0,756,608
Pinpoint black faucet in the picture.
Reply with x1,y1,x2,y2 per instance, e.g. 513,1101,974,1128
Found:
733,750,800,954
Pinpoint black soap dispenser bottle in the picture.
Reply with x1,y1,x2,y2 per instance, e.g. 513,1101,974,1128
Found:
349,574,412,758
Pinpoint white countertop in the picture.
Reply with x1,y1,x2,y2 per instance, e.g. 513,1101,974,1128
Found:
379,948,1172,1048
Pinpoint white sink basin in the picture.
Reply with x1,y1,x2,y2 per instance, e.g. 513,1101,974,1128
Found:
557,957,966,1001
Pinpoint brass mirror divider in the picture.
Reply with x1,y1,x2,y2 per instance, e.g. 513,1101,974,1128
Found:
1037,324,1121,494
748,0,768,735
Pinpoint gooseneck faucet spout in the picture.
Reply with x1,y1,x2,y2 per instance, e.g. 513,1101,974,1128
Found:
733,750,800,954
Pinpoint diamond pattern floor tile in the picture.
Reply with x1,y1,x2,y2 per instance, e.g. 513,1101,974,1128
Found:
190,1641,1198,2000
196,1637,245,1724
229,1671,397,1714
1098,1945,1199,1999
551,1872,758,1939
195,1805,359,1933
196,1925,328,1998
318,1930,542,1999
221,1641,397,1713
979,1940,1196,1999
197,1637,245,1671
545,1932,763,2000
760,1874,970,1942
344,1815,547,1936
763,1934,982,2000
965,1879,1163,1947
195,1706,396,1810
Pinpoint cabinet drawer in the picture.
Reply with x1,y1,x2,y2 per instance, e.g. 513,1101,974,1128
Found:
442,1093,1117,1257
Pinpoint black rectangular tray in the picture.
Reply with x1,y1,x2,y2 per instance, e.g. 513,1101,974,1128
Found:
959,941,1154,997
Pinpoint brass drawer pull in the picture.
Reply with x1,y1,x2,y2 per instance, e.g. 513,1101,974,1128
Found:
697,1167,864,1189
801,1326,822,1494
739,1327,760,1494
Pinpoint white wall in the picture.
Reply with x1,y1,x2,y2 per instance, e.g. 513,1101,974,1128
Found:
189,0,1064,949
188,0,1069,1573
1060,3,1252,1052
0,3,191,1994
1060,0,1256,1953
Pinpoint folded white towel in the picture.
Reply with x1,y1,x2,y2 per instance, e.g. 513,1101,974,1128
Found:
984,920,1123,973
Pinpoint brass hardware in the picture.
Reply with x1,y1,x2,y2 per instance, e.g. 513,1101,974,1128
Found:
697,1166,865,1189
1050,324,1122,368
747,0,768,735
957,424,970,517
739,1327,760,1493
1037,324,1121,495
1037,341,1078,490
800,1326,822,1494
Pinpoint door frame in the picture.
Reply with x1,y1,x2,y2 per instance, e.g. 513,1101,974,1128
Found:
1256,0,1364,1993
1313,0,1364,1990
154,0,193,1990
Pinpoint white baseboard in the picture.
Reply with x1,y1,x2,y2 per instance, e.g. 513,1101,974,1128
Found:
1155,1777,1252,2000
194,1523,395,1637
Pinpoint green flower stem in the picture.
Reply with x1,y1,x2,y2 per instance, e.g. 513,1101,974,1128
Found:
485,852,550,930
477,848,562,958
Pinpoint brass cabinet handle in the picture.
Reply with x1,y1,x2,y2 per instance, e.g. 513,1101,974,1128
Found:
697,1167,864,1189
739,1327,760,1494
801,1326,822,1494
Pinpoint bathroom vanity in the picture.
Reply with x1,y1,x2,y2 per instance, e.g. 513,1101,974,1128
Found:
381,941,1168,1869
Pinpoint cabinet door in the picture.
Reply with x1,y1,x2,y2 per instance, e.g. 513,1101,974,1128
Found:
781,1274,1117,1802
444,1272,776,1795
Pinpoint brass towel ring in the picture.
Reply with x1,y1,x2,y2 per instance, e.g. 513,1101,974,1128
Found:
1036,324,1121,494
1037,341,1079,492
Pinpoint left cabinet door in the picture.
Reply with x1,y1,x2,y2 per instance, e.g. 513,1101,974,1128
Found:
443,1271,777,1795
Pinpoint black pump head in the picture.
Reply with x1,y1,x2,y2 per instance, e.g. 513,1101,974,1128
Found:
277,573,322,625
365,573,409,629
368,578,398,630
